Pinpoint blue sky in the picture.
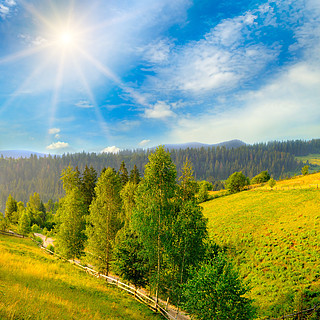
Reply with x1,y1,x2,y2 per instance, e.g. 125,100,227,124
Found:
0,0,319,154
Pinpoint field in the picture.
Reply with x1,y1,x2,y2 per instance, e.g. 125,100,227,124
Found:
202,173,320,318
296,154,320,171
0,234,161,320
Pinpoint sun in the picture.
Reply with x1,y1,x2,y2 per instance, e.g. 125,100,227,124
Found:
56,29,77,48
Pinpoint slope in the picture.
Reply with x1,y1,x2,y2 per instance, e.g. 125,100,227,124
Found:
0,234,161,320
202,173,320,318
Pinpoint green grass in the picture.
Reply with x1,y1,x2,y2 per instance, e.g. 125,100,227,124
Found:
0,234,161,320
202,174,320,318
296,154,320,171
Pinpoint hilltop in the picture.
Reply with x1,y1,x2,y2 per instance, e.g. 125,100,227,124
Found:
202,173,320,318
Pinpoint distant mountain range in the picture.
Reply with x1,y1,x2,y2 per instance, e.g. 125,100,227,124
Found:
0,150,47,159
0,140,246,159
154,139,246,150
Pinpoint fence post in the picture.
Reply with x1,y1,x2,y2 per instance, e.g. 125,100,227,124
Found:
165,297,169,311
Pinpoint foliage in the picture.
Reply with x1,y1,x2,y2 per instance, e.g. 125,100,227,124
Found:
302,165,309,175
182,253,256,320
81,165,97,211
0,234,161,320
56,168,87,260
5,194,17,223
0,214,8,231
129,164,141,184
268,178,276,189
26,192,47,228
132,146,177,297
226,171,249,193
197,182,209,202
86,167,122,275
114,227,149,288
18,210,31,236
119,161,129,186
31,224,41,233
251,170,270,184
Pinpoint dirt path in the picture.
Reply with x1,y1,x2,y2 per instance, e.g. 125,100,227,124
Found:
33,233,54,247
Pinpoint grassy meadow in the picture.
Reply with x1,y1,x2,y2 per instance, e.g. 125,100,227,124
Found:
202,173,320,318
0,234,161,320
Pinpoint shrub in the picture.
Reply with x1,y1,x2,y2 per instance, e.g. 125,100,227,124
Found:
251,171,270,184
226,171,250,193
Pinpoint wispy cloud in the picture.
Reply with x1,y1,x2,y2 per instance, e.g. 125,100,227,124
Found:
101,146,120,154
48,128,60,135
139,38,173,64
46,141,69,150
138,139,151,147
75,100,94,108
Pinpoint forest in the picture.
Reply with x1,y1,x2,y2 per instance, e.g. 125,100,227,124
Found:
1,139,320,213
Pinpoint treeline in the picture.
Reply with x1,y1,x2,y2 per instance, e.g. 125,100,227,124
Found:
1,139,318,212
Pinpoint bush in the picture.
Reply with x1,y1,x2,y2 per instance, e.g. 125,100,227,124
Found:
31,224,41,233
34,236,43,246
251,171,270,184
183,253,256,320
46,244,55,253
226,171,250,193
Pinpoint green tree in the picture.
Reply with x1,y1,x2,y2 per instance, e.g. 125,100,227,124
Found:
251,170,270,184
129,164,141,184
118,161,129,186
56,167,87,260
86,167,122,275
56,187,87,259
179,158,198,202
226,171,249,193
268,178,276,189
132,146,177,301
183,253,256,320
18,210,31,236
0,214,8,231
114,227,149,288
198,182,209,203
81,165,97,211
26,192,47,228
5,194,17,223
301,165,309,175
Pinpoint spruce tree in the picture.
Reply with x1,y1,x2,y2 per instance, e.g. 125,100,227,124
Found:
129,164,141,184
5,194,17,223
118,161,129,186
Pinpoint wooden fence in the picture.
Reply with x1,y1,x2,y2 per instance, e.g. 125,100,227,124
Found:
266,304,319,320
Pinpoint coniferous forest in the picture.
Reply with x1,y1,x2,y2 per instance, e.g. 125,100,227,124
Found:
1,139,320,212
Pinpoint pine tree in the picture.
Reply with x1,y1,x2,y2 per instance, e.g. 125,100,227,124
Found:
81,165,97,211
18,210,31,236
118,161,129,186
86,167,122,275
129,164,141,184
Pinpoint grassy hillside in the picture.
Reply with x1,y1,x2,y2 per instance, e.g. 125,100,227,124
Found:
202,173,320,318
0,234,161,320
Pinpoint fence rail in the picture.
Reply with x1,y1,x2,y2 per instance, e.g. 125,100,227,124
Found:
266,304,320,320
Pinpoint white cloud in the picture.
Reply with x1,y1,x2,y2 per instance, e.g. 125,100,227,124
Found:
48,128,60,135
0,0,16,18
75,100,94,108
144,101,176,119
170,61,320,144
101,146,120,154
139,38,173,64
0,4,9,17
138,139,151,147
46,141,70,150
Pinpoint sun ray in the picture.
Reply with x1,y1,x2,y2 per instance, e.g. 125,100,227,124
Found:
70,53,112,141
19,0,57,33
49,50,67,132
0,51,56,116
0,43,53,65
